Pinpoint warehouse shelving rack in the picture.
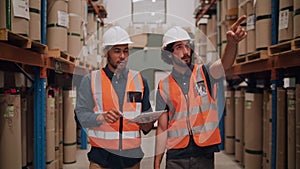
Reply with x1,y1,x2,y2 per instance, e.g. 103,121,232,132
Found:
0,0,106,167
0,38,89,169
195,0,300,169
225,1,300,169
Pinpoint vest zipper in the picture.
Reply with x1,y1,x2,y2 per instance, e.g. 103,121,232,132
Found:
185,94,193,135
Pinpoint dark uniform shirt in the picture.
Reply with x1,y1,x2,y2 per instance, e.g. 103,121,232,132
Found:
75,65,152,169
155,64,220,160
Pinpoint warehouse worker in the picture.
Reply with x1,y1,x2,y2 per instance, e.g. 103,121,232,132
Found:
154,15,247,169
75,26,153,169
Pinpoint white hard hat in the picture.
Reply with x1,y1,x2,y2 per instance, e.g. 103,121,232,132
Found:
103,26,133,47
162,26,191,47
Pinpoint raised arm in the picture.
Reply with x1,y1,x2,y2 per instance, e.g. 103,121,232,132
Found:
209,15,247,79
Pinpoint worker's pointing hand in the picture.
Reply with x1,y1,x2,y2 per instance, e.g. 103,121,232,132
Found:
227,15,247,44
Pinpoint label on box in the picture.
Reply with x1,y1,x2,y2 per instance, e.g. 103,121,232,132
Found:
245,93,255,101
57,10,69,28
235,98,239,105
72,98,76,106
49,98,55,109
13,0,30,20
225,91,231,97
4,104,15,118
245,101,252,109
246,14,255,31
69,90,76,98
235,91,241,97
279,9,289,30
288,99,295,110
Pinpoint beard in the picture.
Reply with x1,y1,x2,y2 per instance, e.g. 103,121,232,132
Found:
172,54,191,68
107,54,127,71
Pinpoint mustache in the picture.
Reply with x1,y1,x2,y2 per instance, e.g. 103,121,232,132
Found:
181,54,190,59
117,59,127,64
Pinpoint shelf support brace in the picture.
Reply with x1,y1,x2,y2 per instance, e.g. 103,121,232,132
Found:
14,63,35,83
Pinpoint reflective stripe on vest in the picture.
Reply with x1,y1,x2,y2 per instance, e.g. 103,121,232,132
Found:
158,64,221,149
167,121,219,137
89,69,144,150
88,130,140,139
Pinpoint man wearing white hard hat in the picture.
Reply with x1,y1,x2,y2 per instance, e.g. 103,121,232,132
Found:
76,26,153,169
154,16,247,169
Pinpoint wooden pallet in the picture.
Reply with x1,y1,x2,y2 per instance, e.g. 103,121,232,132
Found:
0,28,48,54
0,28,31,48
31,40,48,54
235,56,246,64
292,38,300,51
235,50,268,65
75,60,92,70
268,40,292,56
83,63,98,70
48,49,77,64
75,60,86,67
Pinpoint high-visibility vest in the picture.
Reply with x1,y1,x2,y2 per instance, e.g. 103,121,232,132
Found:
158,64,221,149
88,69,144,150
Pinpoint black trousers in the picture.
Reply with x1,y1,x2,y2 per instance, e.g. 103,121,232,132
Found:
166,153,214,169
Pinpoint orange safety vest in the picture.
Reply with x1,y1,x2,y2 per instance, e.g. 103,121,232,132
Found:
88,69,144,150
158,64,221,149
